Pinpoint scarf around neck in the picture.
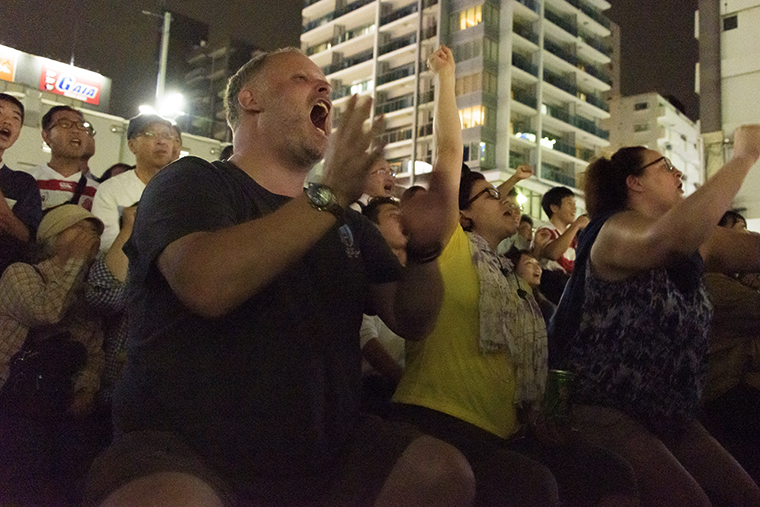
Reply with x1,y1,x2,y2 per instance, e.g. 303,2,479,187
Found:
465,231,548,406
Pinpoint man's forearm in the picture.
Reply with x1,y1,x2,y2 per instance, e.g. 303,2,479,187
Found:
541,224,579,261
159,192,340,318
0,211,30,243
390,261,444,340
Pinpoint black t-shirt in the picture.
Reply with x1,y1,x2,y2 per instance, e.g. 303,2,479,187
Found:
0,164,42,273
115,157,402,484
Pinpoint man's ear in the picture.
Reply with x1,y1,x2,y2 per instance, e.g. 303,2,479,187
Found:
127,137,137,155
41,128,51,146
549,203,559,217
238,88,262,114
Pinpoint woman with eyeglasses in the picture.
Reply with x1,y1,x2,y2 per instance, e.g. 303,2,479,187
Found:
392,157,640,506
549,126,760,506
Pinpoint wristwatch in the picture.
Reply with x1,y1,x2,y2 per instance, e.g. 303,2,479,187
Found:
305,183,345,220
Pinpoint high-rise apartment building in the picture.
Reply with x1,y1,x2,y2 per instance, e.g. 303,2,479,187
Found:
697,0,760,229
608,93,702,195
301,0,616,219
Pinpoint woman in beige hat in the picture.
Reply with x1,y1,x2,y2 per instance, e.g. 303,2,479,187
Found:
0,204,110,504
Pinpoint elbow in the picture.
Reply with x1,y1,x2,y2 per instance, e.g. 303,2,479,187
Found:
170,277,236,319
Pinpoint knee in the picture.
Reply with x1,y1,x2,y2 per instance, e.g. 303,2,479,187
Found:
401,435,476,506
97,472,224,507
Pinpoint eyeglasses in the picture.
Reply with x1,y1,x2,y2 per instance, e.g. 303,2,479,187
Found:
137,131,178,142
465,186,500,208
48,118,96,136
640,156,675,172
372,168,396,179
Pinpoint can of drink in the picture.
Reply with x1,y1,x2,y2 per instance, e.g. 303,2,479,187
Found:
543,369,575,423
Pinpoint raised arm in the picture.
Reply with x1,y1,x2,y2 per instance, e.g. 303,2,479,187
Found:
401,45,462,249
369,46,461,340
541,215,589,261
497,164,532,197
157,95,385,318
592,124,760,279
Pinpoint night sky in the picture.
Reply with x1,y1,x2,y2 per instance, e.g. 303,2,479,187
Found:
0,0,700,120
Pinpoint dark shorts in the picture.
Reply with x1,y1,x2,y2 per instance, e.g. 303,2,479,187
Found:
85,414,421,507
391,403,638,507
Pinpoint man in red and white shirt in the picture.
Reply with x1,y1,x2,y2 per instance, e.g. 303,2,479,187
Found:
24,105,98,211
533,186,589,303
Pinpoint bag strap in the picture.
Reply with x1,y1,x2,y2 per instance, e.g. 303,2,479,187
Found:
68,172,89,205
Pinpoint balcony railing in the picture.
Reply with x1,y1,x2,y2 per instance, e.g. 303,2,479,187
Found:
381,2,418,25
376,93,414,115
379,32,417,56
377,63,416,86
579,32,611,57
380,126,413,144
541,163,576,187
579,2,611,29
582,63,612,86
512,53,538,76
321,48,374,75
544,39,577,66
517,0,540,14
584,93,609,112
512,89,537,109
545,8,577,36
543,103,609,140
302,0,375,33
544,70,577,96
513,23,538,44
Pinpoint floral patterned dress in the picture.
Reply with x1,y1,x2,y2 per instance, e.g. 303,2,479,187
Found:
561,216,713,438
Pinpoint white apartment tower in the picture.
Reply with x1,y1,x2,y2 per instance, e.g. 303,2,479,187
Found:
697,0,760,229
301,0,616,219
608,93,702,195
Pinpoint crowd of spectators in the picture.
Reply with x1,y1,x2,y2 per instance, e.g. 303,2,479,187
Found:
0,42,759,507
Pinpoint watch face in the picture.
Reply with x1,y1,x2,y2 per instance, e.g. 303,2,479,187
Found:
309,184,332,207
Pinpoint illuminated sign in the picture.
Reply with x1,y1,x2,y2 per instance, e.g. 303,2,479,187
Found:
0,47,17,82
40,64,102,105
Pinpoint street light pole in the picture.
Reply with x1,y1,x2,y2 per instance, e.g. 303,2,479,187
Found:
156,10,171,105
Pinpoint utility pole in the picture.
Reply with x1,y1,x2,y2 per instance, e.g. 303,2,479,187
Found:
142,1,172,107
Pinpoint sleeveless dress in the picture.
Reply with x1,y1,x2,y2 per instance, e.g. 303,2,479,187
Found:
551,214,713,438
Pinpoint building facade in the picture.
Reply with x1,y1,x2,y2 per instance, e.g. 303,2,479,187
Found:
608,92,702,195
697,0,760,229
301,0,617,220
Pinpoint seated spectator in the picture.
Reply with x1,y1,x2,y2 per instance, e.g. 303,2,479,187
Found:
0,204,111,505
25,105,98,211
505,246,555,327
549,129,760,506
699,210,760,484
91,113,173,252
391,47,637,507
535,186,589,303
351,157,396,210
360,197,407,415
85,47,474,507
0,93,42,274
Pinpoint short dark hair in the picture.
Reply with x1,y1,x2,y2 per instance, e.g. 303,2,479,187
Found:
458,164,486,210
504,247,536,267
583,147,648,219
520,214,533,227
541,186,575,218
400,185,425,203
718,210,747,229
224,47,302,131
42,105,81,131
363,197,399,225
0,93,24,123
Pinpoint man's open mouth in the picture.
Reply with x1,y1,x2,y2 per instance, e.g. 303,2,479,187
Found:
0,127,11,139
310,101,330,135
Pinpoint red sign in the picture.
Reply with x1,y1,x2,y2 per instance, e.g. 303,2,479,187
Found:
40,64,102,105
